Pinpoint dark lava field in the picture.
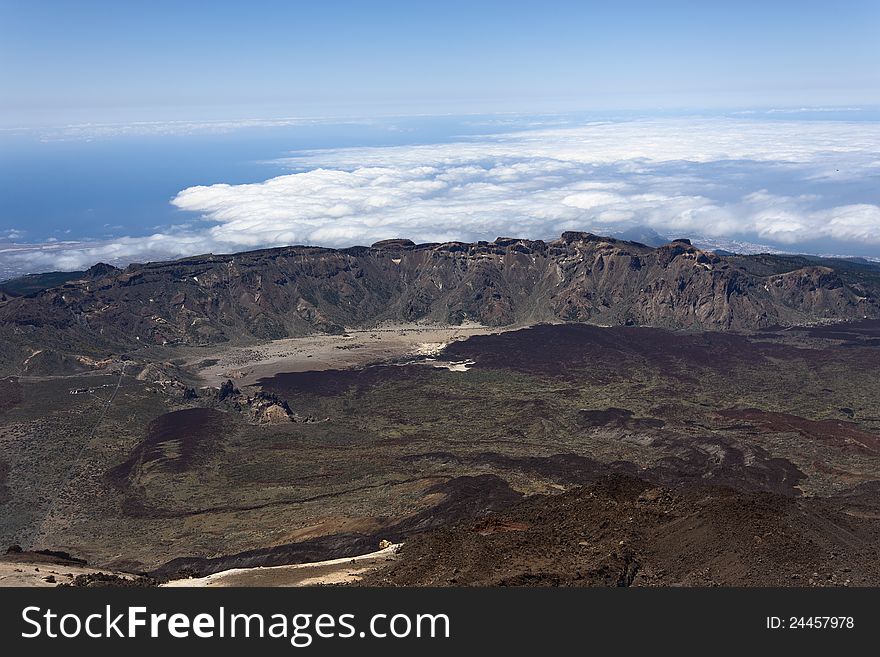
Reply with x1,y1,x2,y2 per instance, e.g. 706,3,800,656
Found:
2,319,880,585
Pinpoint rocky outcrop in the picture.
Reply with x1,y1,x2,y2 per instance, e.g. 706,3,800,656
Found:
215,381,311,424
1,233,878,358
244,392,298,425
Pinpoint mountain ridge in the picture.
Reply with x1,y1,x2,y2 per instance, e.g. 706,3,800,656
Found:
1,231,879,369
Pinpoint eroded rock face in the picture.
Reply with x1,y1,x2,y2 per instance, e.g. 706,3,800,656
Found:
1,233,878,356
215,383,311,424
257,404,291,425
244,392,298,425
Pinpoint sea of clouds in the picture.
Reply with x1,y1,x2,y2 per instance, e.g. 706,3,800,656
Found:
3,116,880,276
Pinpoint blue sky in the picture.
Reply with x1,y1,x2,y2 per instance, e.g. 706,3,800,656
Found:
2,0,879,126
1,1,880,276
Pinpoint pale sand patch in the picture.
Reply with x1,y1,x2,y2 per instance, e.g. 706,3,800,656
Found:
162,543,400,587
436,360,475,372
413,342,448,357
189,322,518,387
0,561,135,587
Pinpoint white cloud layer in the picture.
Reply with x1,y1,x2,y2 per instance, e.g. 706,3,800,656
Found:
21,116,372,142
4,117,880,275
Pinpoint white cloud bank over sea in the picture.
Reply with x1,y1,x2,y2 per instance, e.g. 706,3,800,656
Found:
4,116,880,275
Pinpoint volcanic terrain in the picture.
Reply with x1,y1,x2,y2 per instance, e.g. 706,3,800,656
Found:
1,233,880,586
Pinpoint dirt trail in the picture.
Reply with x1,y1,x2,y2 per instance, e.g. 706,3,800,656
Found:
163,543,400,587
26,362,127,550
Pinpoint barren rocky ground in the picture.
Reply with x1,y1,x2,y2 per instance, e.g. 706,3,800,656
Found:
361,475,880,587
2,319,880,585
2,235,880,586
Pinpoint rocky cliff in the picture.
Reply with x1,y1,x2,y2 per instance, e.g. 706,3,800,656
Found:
1,232,878,362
